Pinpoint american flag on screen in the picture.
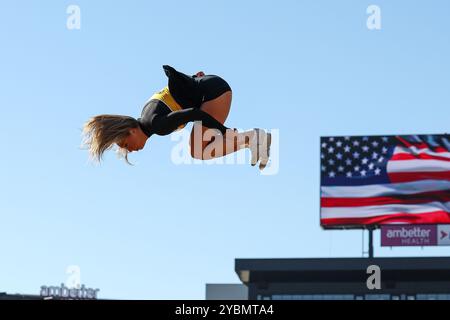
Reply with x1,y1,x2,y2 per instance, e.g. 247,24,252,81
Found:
320,134,450,228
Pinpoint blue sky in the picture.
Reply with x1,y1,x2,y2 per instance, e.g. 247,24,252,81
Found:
1,0,449,299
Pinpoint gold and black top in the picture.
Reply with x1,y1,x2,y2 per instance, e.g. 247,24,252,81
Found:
137,65,232,137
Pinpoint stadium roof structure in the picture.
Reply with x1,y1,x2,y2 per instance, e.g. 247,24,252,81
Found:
235,257,450,284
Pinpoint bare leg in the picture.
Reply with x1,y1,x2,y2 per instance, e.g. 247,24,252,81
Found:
200,127,256,160
189,91,256,160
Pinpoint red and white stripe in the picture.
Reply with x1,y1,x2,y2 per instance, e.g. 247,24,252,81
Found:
388,145,450,183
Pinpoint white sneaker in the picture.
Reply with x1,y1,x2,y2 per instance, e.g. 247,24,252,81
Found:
258,131,272,170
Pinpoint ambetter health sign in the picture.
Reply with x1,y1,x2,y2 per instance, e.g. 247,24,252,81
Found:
381,225,450,246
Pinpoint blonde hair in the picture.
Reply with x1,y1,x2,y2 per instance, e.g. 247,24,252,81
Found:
82,114,139,164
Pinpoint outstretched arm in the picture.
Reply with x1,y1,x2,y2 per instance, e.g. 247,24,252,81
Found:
152,108,230,135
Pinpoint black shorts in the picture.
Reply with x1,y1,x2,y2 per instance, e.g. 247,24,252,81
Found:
197,75,232,103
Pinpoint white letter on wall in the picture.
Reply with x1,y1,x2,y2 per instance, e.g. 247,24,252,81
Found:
366,265,381,290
